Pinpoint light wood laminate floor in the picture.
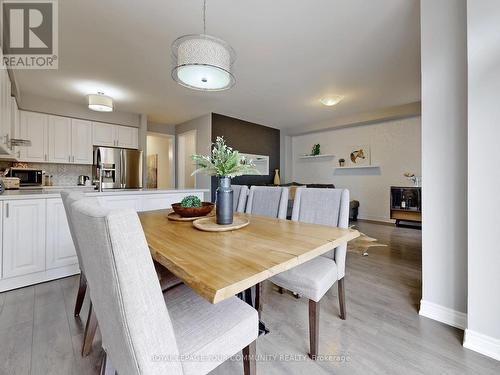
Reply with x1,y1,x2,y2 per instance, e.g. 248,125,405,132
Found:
1,221,499,375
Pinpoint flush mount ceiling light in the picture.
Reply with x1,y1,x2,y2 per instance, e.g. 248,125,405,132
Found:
87,92,114,112
320,95,344,107
171,0,235,91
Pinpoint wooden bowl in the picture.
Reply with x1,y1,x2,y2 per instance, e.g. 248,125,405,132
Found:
171,202,214,218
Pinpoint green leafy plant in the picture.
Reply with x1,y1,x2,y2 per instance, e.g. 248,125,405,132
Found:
191,136,258,178
312,144,321,156
180,195,202,208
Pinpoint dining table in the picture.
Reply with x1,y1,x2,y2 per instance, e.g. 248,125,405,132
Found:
139,210,359,333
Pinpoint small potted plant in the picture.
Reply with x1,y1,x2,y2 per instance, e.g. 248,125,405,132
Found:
192,137,257,224
312,144,321,156
339,158,345,167
171,195,214,218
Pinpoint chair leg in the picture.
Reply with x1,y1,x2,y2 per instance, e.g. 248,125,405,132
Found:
74,273,87,317
242,340,256,375
338,278,346,320
82,302,99,357
308,299,319,360
255,283,262,319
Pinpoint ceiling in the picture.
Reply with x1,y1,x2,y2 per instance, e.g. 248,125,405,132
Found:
13,0,421,130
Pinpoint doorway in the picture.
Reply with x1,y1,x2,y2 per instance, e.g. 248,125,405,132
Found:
146,133,175,189
177,129,197,189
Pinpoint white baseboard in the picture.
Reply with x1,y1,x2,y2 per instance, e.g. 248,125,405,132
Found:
464,329,500,362
419,300,467,330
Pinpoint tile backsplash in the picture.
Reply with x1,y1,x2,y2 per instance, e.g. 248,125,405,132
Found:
0,162,92,186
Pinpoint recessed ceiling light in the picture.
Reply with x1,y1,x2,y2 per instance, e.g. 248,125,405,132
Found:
320,95,344,107
87,92,114,112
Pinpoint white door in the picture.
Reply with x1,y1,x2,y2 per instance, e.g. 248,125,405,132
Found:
71,119,93,164
3,199,46,278
48,115,72,163
19,111,48,162
116,125,138,149
92,122,116,147
46,199,78,270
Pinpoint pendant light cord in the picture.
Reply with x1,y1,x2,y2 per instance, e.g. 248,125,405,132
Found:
203,0,206,35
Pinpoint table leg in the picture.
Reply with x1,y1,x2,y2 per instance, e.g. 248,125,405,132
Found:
240,283,269,336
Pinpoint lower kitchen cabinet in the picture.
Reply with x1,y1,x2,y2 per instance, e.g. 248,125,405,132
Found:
98,195,143,211
2,199,46,279
46,198,78,269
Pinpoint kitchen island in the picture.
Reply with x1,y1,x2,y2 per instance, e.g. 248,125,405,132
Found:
0,188,208,292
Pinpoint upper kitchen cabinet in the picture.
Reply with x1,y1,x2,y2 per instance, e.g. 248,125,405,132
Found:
20,111,93,164
19,111,49,162
0,68,12,154
71,119,93,164
48,115,72,163
92,122,138,149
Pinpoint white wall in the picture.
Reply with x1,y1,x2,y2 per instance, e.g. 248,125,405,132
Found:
419,0,468,326
19,93,140,127
291,117,421,222
464,0,500,360
175,114,212,200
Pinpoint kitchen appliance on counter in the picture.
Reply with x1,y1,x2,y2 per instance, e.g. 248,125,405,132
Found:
93,146,143,191
6,168,43,187
78,175,90,186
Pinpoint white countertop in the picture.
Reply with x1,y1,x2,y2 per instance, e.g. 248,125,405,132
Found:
0,188,209,200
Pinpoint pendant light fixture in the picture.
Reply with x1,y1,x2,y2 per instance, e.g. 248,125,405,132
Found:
171,0,236,91
87,92,114,112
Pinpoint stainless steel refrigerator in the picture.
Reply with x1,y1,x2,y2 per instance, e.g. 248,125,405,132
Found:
93,146,143,190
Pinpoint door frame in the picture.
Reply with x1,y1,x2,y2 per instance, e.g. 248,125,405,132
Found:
146,132,176,189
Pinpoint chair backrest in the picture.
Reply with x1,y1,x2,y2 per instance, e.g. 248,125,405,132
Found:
71,200,183,375
232,184,249,213
245,186,289,219
60,191,100,273
291,188,350,279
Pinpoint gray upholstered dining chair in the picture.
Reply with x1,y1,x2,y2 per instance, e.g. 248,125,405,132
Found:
61,190,182,357
70,199,259,375
269,188,350,359
61,191,101,356
245,186,288,219
232,184,249,212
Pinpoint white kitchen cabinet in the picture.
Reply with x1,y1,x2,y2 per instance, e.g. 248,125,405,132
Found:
2,199,46,278
19,111,49,162
46,198,78,270
98,195,142,211
48,115,72,163
10,97,20,158
92,122,116,147
93,122,138,149
0,68,12,153
116,125,138,148
71,119,93,164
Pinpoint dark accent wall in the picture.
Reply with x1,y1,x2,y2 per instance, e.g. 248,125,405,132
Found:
211,113,280,201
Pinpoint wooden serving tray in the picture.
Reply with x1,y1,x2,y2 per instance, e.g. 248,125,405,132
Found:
167,210,214,222
192,216,249,232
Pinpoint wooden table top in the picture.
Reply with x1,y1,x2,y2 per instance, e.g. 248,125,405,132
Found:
139,210,359,304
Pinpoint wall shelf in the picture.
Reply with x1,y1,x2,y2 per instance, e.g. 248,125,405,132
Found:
335,165,380,170
298,154,335,159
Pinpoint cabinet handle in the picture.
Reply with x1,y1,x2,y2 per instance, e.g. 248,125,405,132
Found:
5,203,9,218
72,156,75,163
69,155,71,162
45,154,47,161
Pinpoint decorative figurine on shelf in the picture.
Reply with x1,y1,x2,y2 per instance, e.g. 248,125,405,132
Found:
338,158,345,167
192,136,258,225
404,172,421,187
274,169,281,185
311,144,321,156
